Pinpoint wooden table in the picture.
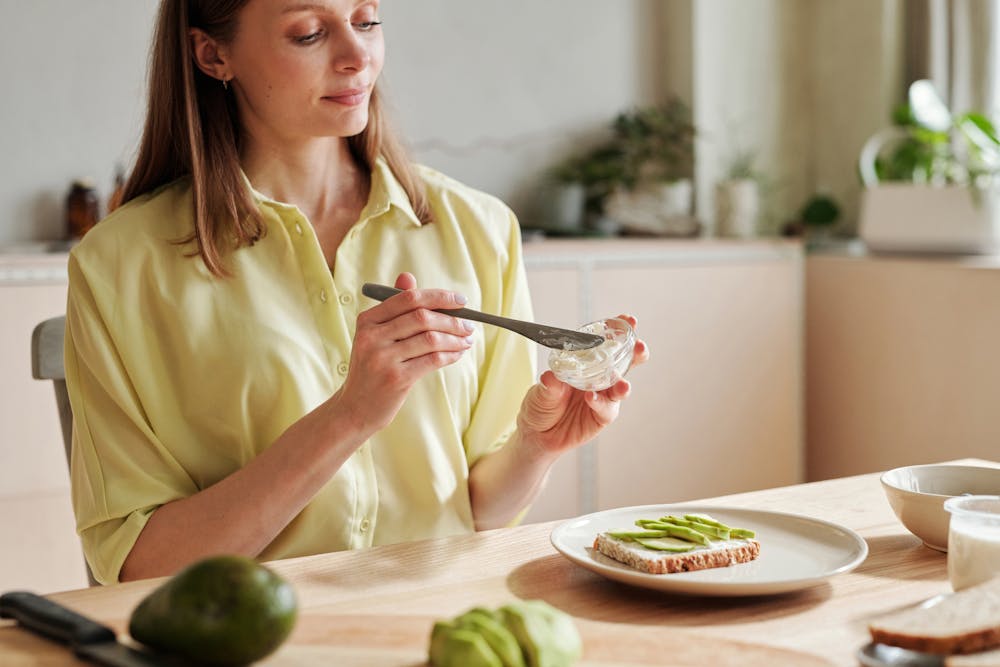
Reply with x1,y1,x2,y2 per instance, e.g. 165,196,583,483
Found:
3,461,991,666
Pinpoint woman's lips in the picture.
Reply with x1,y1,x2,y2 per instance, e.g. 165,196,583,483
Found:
324,89,367,106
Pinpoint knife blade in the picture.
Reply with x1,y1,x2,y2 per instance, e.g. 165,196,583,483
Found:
0,591,177,667
361,282,604,351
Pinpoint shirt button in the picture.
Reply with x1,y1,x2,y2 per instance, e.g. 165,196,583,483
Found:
360,518,370,533
294,222,303,235
320,289,328,303
339,293,352,305
337,362,349,375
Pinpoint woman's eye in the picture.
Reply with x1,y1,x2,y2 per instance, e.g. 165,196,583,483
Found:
354,20,382,32
294,30,323,44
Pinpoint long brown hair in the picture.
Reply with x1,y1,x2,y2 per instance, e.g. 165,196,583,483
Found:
123,0,430,277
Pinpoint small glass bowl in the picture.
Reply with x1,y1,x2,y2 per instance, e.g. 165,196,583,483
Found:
547,317,636,391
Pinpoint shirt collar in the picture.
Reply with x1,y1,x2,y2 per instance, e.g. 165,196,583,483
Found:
362,157,422,227
241,157,422,228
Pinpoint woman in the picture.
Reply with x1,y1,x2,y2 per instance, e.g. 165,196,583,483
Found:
65,0,648,585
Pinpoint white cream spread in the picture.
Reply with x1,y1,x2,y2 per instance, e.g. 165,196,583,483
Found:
548,319,633,391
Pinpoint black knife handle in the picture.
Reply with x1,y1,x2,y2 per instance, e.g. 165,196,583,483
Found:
0,591,117,646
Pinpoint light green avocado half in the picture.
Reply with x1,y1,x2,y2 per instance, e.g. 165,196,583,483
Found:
428,600,581,667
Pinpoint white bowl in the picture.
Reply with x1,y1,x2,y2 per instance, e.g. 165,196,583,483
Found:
881,464,1000,552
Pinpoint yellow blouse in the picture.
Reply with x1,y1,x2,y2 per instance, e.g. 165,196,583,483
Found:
65,159,536,584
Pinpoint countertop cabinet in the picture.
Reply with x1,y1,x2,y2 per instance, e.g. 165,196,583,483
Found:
0,254,86,593
522,238,804,523
806,252,1000,481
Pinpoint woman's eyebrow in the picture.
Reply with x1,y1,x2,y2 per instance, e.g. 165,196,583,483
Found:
281,1,373,14
281,3,328,15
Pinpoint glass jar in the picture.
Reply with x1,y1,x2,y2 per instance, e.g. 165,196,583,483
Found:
944,495,1000,591
66,180,100,239
547,317,636,391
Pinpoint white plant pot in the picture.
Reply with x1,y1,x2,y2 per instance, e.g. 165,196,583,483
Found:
605,179,696,236
539,182,586,232
859,184,1000,254
715,179,760,239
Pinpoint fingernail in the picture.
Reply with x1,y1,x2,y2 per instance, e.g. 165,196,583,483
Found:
455,293,468,305
462,319,475,332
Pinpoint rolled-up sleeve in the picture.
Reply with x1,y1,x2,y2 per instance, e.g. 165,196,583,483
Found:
65,252,196,584
462,205,537,467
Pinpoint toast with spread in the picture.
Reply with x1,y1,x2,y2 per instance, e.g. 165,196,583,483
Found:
593,513,761,574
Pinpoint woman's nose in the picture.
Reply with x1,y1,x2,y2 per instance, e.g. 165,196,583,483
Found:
330,27,370,72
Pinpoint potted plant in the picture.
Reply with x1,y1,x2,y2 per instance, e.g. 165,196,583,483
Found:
603,98,699,236
716,149,764,238
858,79,1000,254
538,158,589,233
535,143,629,235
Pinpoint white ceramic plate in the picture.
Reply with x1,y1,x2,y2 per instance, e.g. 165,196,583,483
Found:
550,504,869,596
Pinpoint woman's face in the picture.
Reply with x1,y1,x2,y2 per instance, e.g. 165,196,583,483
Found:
225,0,384,143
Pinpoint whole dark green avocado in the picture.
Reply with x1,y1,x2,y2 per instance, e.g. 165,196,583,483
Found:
128,555,298,666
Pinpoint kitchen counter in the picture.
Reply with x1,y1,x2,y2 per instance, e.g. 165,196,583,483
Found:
0,236,801,284
806,250,1000,481
0,245,70,285
522,236,801,267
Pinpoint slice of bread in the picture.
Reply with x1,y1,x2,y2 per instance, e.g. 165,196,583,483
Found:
869,576,1000,655
946,649,1000,666
593,532,761,574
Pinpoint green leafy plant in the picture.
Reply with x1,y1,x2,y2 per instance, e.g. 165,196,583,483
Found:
799,194,841,228
725,149,760,181
613,98,696,186
549,96,697,215
875,104,1000,185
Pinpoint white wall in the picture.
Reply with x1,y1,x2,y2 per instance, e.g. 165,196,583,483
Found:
0,1,662,245
689,0,813,236
664,0,903,236
812,0,904,233
366,1,665,226
0,1,910,245
0,2,158,244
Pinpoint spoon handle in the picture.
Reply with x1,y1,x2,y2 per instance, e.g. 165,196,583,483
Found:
360,283,602,351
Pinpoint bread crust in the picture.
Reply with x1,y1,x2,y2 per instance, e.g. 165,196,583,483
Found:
593,533,761,574
869,627,1000,656
869,577,1000,655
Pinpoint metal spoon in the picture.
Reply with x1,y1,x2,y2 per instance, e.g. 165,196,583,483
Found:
361,283,603,351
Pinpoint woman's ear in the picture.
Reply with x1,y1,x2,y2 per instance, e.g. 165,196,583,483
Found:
189,28,231,82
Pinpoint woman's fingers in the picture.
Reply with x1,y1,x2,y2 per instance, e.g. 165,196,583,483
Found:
384,307,474,344
392,326,474,363
366,287,468,325
630,339,649,369
394,272,417,290
612,313,649,371
353,280,475,380
616,313,638,330
598,378,632,402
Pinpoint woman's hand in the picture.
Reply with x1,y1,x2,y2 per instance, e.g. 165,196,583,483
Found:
333,272,474,434
468,314,649,529
516,314,649,459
